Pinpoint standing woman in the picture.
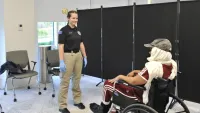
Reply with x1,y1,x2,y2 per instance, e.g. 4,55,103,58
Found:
58,10,87,113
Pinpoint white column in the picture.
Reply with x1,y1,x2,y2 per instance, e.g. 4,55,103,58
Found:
0,0,6,89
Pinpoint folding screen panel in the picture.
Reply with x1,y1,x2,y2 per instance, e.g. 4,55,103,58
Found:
179,1,200,103
135,3,177,94
103,6,133,79
78,9,102,78
135,3,177,69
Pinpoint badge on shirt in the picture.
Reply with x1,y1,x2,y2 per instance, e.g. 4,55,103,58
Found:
77,31,81,35
58,31,62,34
69,32,73,35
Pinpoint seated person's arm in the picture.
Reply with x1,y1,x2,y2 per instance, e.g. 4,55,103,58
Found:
109,68,148,86
127,70,141,77
119,74,147,85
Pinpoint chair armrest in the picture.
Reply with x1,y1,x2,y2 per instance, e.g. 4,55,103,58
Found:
31,61,37,70
52,67,60,70
31,61,37,64
46,62,51,67
117,80,146,90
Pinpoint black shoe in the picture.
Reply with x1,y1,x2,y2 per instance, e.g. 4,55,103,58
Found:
59,108,70,113
90,103,103,113
74,103,85,109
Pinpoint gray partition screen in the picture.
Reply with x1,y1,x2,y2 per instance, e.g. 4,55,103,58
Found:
78,9,102,78
103,6,133,79
179,1,200,103
135,3,176,69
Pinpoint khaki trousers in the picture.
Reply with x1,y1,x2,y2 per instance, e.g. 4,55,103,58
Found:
58,51,83,109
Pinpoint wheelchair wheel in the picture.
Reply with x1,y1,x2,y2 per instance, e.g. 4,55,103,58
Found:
165,93,190,113
122,103,158,113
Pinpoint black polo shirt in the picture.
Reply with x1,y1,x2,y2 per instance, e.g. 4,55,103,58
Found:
58,24,83,52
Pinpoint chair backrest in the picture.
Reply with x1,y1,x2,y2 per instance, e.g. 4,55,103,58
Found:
6,50,29,69
46,50,59,67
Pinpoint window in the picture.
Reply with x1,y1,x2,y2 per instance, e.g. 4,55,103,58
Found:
53,22,68,49
37,22,53,46
58,22,68,31
37,22,67,49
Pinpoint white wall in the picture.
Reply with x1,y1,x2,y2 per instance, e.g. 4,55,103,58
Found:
0,0,6,89
152,0,193,4
136,0,150,4
37,0,188,22
36,0,148,22
36,0,90,22
4,0,36,54
90,0,129,8
4,0,37,89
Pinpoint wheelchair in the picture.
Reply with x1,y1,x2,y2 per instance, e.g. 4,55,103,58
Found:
110,78,190,113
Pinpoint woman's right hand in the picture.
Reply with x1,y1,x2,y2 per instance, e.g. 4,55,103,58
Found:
59,60,66,72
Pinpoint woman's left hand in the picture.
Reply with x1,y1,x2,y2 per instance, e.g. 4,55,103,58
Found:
84,57,87,67
109,75,122,83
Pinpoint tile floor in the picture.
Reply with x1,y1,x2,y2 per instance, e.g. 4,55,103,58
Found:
0,75,199,113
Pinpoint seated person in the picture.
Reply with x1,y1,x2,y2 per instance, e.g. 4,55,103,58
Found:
90,38,177,113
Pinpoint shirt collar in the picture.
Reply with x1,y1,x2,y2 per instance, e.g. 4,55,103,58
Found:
67,24,77,31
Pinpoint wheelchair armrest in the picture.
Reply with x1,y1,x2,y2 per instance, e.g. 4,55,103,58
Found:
117,80,146,90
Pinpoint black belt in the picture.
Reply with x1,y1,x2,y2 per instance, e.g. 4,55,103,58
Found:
65,50,79,53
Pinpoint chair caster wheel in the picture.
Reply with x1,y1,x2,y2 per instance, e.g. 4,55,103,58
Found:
38,92,42,95
52,94,55,98
14,98,17,102
4,92,7,95
44,87,47,90
28,86,30,89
